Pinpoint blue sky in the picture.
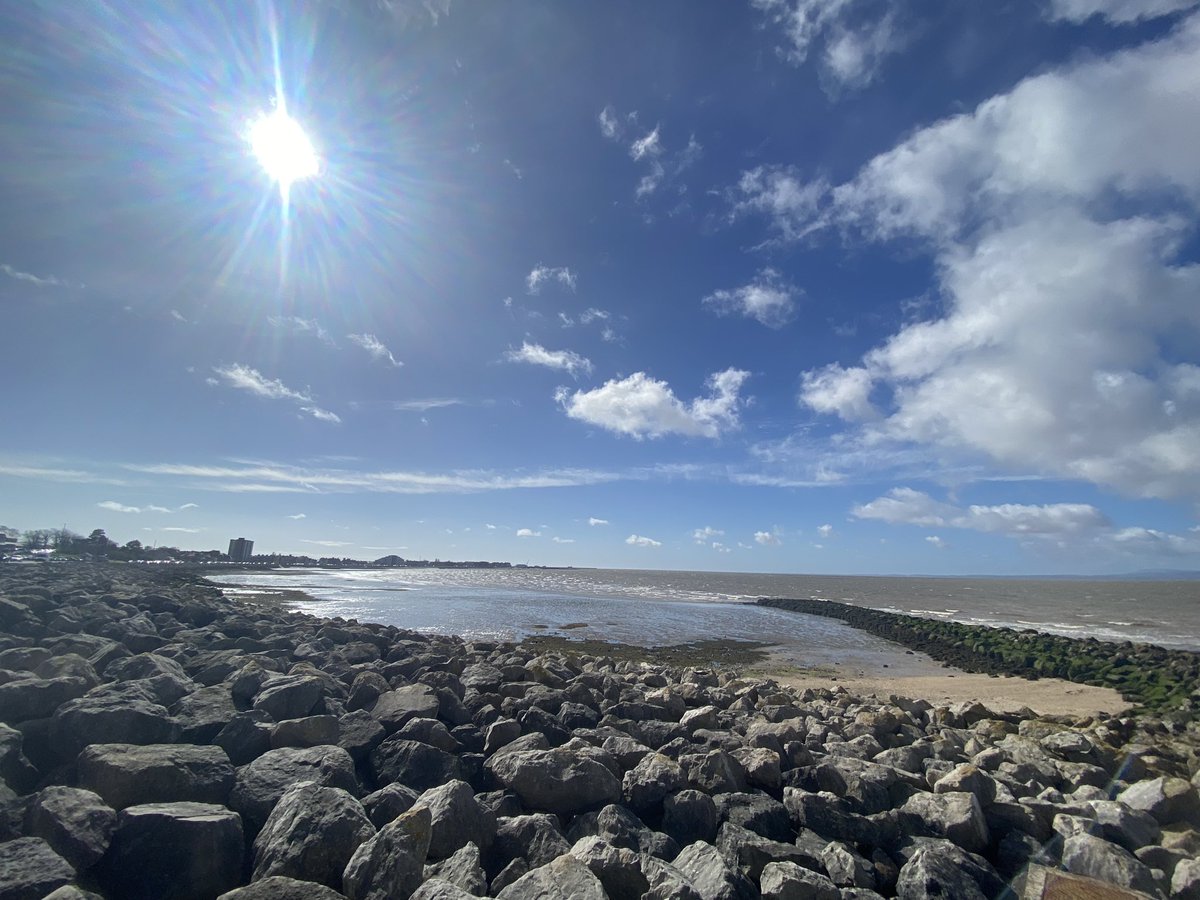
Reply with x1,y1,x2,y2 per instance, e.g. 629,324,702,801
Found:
3,0,1199,574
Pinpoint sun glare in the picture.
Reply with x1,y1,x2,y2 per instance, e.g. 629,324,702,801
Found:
248,108,319,189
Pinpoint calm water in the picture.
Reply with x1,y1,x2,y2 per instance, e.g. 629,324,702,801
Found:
210,567,1200,653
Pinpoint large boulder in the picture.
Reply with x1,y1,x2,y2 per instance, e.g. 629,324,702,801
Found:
490,814,572,874
495,854,608,900
77,743,234,810
51,691,178,753
370,685,440,732
673,840,756,900
23,786,116,870
568,836,651,900
623,753,685,815
898,792,989,854
230,745,360,835
0,676,89,723
342,806,432,900
252,675,324,721
412,780,496,860
0,837,74,900
486,749,621,815
1119,777,1200,826
425,841,488,896
253,782,375,891
1060,833,1161,896
216,876,347,899
895,845,988,900
171,685,239,743
370,739,463,792
759,861,840,900
95,802,244,900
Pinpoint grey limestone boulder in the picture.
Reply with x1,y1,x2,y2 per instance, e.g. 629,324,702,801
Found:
253,674,324,721
898,791,990,854
22,786,116,870
270,714,340,749
96,802,244,900
342,805,431,900
217,875,347,899
821,840,876,889
215,710,275,765
490,813,571,874
76,742,234,810
0,837,74,900
758,861,840,900
663,789,719,845
1172,857,1200,899
485,748,620,815
1087,799,1162,852
362,782,420,829
370,738,463,792
1060,832,1161,896
1119,776,1200,826
568,835,650,900
51,691,179,754
230,745,360,835
370,684,440,732
170,684,239,742
894,845,987,900
673,839,756,900
252,782,375,891
496,853,607,900
425,841,488,896
412,779,496,860
623,752,685,814
0,676,89,723
410,880,476,900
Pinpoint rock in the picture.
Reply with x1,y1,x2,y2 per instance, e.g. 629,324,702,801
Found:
51,691,178,753
714,792,792,843
732,748,783,793
894,845,988,900
490,814,571,873
363,782,420,829
932,764,995,805
821,840,875,889
623,752,685,814
370,685,440,732
898,791,989,854
216,876,347,898
682,750,746,795
1016,864,1161,900
0,837,74,900
1172,857,1200,899
410,880,476,900
425,841,488,895
370,738,463,792
396,718,459,752
41,887,105,900
0,676,88,723
23,786,116,870
486,748,621,815
271,714,340,749
253,674,324,720
758,861,840,900
1087,799,1162,852
413,779,496,860
77,743,234,810
681,706,721,731
716,822,816,883
253,782,375,890
171,684,238,743
664,789,719,845
567,803,678,861
569,835,650,899
214,711,275,766
1060,832,1161,896
339,710,387,761
230,745,360,835
1119,776,1200,826
673,840,756,900
0,724,37,794
495,853,608,900
96,802,243,900
342,806,431,900
484,719,522,755
491,858,529,894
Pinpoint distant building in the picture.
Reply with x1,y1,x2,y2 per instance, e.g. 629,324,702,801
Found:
228,538,254,562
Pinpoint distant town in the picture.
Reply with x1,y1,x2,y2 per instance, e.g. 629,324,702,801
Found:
0,527,521,570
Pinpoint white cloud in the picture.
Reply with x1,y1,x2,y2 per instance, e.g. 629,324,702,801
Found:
348,333,402,368
301,406,342,424
703,269,798,329
516,528,541,537
287,513,307,519
712,542,732,553
504,342,593,378
630,126,662,161
526,265,577,294
854,488,1112,538
1,263,69,288
817,523,834,537
754,529,782,546
389,398,463,412
791,16,1200,501
485,523,497,529
626,534,662,547
552,536,576,543
213,364,309,403
728,165,829,243
97,500,141,513
268,316,335,346
301,539,354,548
693,526,724,544
588,517,609,526
557,368,750,439
0,463,126,486
751,0,910,90
598,105,621,140
925,535,946,549
1046,0,1198,23
161,526,201,533
178,503,199,510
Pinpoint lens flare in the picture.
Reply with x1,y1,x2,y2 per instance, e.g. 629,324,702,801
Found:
248,108,319,190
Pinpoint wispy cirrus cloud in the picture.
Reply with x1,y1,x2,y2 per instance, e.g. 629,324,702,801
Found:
97,500,171,514
348,333,402,368
526,265,577,294
210,364,339,425
268,316,336,346
504,342,593,378
0,462,126,486
1,263,72,288
388,398,464,412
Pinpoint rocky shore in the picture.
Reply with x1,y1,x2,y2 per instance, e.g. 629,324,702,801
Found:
758,598,1200,716
1,564,1199,899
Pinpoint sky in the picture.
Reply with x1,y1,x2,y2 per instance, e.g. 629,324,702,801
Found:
2,0,1199,575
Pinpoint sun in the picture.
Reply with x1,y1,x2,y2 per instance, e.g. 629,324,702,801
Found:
248,107,319,190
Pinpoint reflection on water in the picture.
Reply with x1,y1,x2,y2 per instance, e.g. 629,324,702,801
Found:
211,566,1200,651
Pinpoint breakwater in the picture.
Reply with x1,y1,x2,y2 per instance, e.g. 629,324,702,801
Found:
0,563,1197,899
759,598,1200,716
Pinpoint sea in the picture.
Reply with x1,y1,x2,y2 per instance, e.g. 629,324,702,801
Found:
209,567,1200,656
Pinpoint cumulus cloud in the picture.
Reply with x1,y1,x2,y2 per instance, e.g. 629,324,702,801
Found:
817,523,834,537
703,269,799,329
504,342,593,378
925,535,946,549
348,333,402,367
588,517,609,526
781,16,1200,501
516,528,541,537
557,368,750,440
526,265,577,294
751,0,910,91
287,513,307,519
626,534,662,547
755,529,782,546
693,526,724,544
1046,0,1198,23
97,500,141,513
727,165,829,243
854,488,1113,537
